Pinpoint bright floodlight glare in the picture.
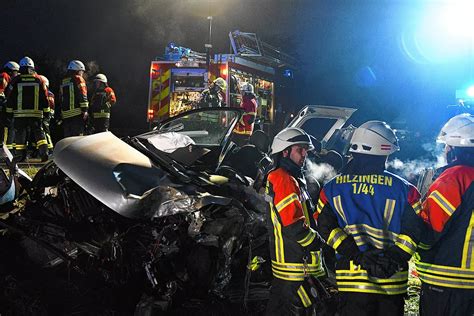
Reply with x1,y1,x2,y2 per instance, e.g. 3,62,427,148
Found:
414,1,474,62
467,86,474,97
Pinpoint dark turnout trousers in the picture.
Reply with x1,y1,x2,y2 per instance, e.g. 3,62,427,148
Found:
63,115,85,137
266,278,315,316
14,117,48,161
420,283,474,316
337,292,405,316
92,117,110,133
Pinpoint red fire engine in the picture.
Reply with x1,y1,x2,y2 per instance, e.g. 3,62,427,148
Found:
147,31,296,131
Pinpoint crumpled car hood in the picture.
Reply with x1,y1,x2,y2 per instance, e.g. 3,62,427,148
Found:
53,132,172,218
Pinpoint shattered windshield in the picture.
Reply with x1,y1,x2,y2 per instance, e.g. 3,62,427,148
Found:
159,109,239,146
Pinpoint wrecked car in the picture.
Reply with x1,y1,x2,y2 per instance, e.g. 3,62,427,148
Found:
0,106,356,315
1,108,271,315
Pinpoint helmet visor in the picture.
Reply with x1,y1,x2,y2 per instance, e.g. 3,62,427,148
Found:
287,134,315,151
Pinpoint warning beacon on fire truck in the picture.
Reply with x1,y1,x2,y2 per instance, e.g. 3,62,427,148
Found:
147,31,296,131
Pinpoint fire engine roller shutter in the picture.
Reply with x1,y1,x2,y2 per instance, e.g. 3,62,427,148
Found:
151,68,171,120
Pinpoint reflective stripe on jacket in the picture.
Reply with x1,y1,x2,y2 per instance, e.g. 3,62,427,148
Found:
90,86,116,119
233,95,257,136
60,75,88,119
317,170,422,295
266,166,325,281
5,74,50,118
416,164,474,289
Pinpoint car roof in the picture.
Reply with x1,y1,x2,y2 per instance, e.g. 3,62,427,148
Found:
287,105,357,144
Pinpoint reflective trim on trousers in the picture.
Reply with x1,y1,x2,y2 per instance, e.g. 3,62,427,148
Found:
272,267,326,281
297,286,312,308
417,271,474,289
272,260,324,273
336,269,408,283
416,261,474,289
336,282,407,295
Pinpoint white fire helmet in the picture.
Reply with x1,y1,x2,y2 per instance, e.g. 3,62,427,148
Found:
437,113,474,147
241,82,254,94
39,75,49,88
213,77,227,91
19,56,34,69
349,120,399,156
67,60,85,71
4,61,20,71
271,127,314,155
94,73,108,84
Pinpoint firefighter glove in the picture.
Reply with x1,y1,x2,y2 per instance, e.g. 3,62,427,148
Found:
352,248,397,279
381,246,410,277
352,248,380,267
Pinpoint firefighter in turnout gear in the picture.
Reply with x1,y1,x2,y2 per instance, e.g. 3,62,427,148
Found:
59,60,88,137
265,127,326,315
0,61,19,99
0,61,19,97
416,113,474,316
39,75,54,154
90,73,116,133
232,82,258,146
1,61,19,147
5,57,50,161
196,77,227,108
316,121,424,316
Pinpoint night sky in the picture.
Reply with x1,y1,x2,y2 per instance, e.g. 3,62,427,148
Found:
2,0,472,156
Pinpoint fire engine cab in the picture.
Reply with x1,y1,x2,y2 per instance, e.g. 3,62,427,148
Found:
147,31,296,132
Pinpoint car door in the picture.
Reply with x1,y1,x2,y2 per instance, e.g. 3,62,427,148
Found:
287,105,357,154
